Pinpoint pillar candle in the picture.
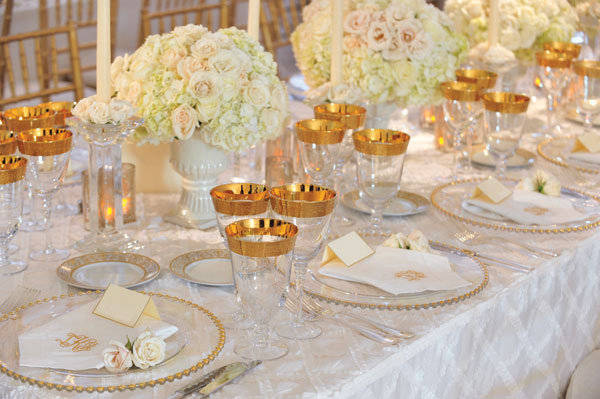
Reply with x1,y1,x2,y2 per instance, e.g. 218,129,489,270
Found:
330,0,344,85
488,0,499,47
247,0,260,41
96,0,111,103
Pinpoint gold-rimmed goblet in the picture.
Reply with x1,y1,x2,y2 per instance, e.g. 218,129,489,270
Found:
440,81,482,175
225,218,298,360
536,51,572,137
270,184,336,340
210,183,270,330
17,128,73,261
353,129,410,239
38,101,76,128
0,131,20,255
0,156,28,274
456,69,499,91
573,60,600,133
482,92,530,178
543,42,582,60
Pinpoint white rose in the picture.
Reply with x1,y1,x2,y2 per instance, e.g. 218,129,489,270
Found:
87,101,110,124
516,177,535,192
406,230,430,252
72,97,94,121
366,21,392,51
187,71,222,100
102,341,133,373
110,55,127,83
312,12,332,38
343,35,367,55
196,97,221,122
270,84,287,111
260,108,282,136
126,81,142,104
131,332,166,369
177,56,207,81
171,104,197,140
382,234,401,248
109,99,134,123
164,79,184,104
191,37,219,59
534,170,561,196
386,4,413,24
161,47,186,69
208,50,239,76
344,10,371,35
244,78,270,108
395,19,429,59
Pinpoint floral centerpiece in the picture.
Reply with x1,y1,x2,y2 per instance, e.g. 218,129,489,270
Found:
444,0,578,63
292,0,469,106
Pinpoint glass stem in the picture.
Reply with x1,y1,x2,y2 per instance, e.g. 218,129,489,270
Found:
0,241,9,266
496,155,508,178
252,322,268,350
293,260,307,327
369,204,384,233
452,128,462,175
583,113,593,133
546,93,556,136
40,193,54,254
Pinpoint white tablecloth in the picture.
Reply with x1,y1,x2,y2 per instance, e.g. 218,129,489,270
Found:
1,98,599,398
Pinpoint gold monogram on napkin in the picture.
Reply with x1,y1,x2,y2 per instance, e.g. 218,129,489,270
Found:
472,177,512,204
93,284,161,328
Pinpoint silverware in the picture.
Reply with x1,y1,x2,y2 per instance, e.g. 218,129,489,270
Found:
0,285,41,315
453,227,559,258
170,361,261,399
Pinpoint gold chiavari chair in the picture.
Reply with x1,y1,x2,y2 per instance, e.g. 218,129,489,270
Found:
0,0,15,97
0,22,84,109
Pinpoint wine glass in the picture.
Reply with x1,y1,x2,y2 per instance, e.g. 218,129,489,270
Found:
456,69,498,91
0,156,28,275
536,50,572,137
0,131,19,255
353,129,410,239
225,218,298,361
573,60,600,133
543,42,582,60
482,92,530,178
210,183,271,330
270,184,336,340
440,81,482,175
17,128,73,261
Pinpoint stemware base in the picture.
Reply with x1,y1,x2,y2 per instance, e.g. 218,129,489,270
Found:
332,214,355,227
29,247,69,262
8,244,18,255
234,341,288,361
357,227,392,242
0,260,27,275
20,220,46,232
54,203,79,216
275,322,322,340
220,309,254,330
75,231,143,253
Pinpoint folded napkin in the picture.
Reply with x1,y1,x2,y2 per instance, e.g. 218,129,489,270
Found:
463,189,587,225
19,300,178,370
318,246,471,295
569,151,600,165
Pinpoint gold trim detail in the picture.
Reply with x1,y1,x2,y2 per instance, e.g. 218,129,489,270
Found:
56,333,98,352
210,183,269,216
39,101,76,127
537,135,600,175
270,184,337,218
0,291,226,393
440,81,482,102
0,131,17,155
543,42,582,59
313,103,367,130
295,119,345,144
573,60,600,79
395,270,426,281
226,218,298,257
482,92,530,114
0,156,27,185
17,128,72,156
536,50,572,68
524,206,550,216
169,249,231,285
2,107,56,132
353,129,410,156
455,69,498,89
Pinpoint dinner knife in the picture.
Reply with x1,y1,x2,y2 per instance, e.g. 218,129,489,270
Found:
170,361,261,398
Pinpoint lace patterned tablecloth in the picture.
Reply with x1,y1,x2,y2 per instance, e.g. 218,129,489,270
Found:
0,98,599,399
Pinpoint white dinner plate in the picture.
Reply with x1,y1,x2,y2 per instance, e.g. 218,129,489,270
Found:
341,190,429,217
471,145,535,169
170,249,233,286
57,252,160,290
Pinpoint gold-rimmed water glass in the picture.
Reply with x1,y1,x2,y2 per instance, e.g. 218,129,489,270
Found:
573,60,600,133
0,156,28,274
17,128,73,261
440,81,482,175
0,131,19,255
456,69,498,91
38,101,76,128
225,218,298,360
482,92,530,177
353,129,410,239
270,184,336,340
543,42,582,60
3,106,56,132
536,50,572,137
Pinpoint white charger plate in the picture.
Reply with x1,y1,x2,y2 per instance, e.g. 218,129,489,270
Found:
341,190,429,217
170,249,233,286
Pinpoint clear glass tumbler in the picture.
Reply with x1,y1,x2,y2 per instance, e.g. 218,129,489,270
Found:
574,60,600,133
536,50,572,137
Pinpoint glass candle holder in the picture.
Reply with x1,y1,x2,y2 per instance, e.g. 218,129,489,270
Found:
536,50,572,137
0,131,17,155
3,107,56,132
573,60,600,133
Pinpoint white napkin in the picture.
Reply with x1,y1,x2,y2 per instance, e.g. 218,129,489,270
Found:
569,151,600,165
18,301,178,370
463,189,588,225
318,246,471,295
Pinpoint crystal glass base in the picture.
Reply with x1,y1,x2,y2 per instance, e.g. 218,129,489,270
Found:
275,322,322,340
54,203,79,216
29,248,69,262
8,244,18,255
333,214,355,227
75,231,143,253
0,260,27,275
357,227,392,244
220,309,254,330
20,220,46,232
234,341,288,361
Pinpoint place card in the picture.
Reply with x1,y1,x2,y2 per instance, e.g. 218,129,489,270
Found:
92,284,160,328
573,133,600,153
321,231,374,267
472,177,512,204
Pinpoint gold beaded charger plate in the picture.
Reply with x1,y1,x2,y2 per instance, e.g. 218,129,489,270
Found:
57,253,160,290
537,136,600,175
304,242,488,310
170,249,234,286
471,144,535,169
0,291,225,393
341,190,429,217
431,178,600,234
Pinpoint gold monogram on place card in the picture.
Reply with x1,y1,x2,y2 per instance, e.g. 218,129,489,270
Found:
524,206,550,216
395,270,426,281
56,332,98,352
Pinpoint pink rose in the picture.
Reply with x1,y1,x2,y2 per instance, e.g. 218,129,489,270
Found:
366,21,392,51
396,19,429,59
161,47,186,69
344,10,371,35
171,104,197,140
102,341,133,373
343,35,366,53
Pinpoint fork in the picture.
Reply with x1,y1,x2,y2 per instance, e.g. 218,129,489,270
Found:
0,285,41,315
453,228,559,258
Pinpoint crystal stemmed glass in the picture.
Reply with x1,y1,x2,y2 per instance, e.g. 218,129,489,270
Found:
353,129,410,239
0,131,20,255
573,60,600,133
482,92,530,178
270,184,336,340
17,128,73,261
210,183,271,330
440,81,482,175
225,218,298,361
536,50,572,137
0,156,28,275
456,69,499,92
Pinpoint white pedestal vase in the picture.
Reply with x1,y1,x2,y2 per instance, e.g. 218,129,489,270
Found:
164,130,230,229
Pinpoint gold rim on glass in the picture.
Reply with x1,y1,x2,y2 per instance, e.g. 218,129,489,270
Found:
455,69,498,89
39,101,76,126
225,218,298,257
440,81,482,102
353,129,410,156
573,60,600,78
537,135,600,175
2,106,56,132
313,103,367,130
270,184,337,218
535,50,572,68
482,92,530,114
0,130,17,155
210,183,270,216
0,155,27,184
295,119,346,145
543,42,582,59
17,128,73,156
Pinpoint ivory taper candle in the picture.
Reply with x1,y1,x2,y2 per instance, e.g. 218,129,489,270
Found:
330,0,344,85
247,0,260,41
488,0,499,47
96,0,111,103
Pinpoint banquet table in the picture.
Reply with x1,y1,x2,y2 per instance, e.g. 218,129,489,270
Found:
1,97,599,399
